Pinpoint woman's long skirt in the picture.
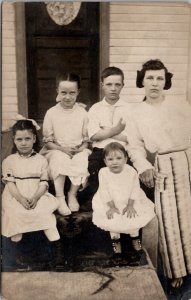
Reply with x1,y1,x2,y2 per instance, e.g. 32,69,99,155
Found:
155,148,191,279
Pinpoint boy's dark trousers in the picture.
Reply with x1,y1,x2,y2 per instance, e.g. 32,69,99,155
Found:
88,148,105,197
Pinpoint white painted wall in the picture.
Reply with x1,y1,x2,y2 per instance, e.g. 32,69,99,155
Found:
2,2,18,131
110,2,191,103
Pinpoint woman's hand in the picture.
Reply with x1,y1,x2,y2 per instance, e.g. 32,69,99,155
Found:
106,207,120,219
139,169,155,188
122,204,138,218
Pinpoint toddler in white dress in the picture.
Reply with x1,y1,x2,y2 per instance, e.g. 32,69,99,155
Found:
41,73,91,215
92,142,155,254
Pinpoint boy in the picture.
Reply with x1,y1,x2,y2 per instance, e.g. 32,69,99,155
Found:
88,66,128,193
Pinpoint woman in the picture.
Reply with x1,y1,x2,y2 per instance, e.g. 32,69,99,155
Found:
126,59,191,290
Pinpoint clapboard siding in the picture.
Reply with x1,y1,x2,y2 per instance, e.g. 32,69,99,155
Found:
110,39,188,48
110,3,189,14
110,55,188,63
110,30,189,39
110,2,191,103
111,14,189,23
110,23,189,31
2,2,18,131
111,48,188,56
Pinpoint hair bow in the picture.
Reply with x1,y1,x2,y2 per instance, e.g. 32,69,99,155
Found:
12,114,41,130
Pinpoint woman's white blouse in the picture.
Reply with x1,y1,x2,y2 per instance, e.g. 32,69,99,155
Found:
126,98,191,174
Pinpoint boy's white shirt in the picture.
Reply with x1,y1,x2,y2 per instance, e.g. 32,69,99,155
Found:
87,97,129,149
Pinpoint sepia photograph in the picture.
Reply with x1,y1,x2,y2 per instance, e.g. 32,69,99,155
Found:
1,1,191,299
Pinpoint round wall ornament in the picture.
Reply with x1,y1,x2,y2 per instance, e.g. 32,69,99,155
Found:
45,2,81,26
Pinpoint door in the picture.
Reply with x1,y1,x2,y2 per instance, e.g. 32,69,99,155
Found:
25,2,100,122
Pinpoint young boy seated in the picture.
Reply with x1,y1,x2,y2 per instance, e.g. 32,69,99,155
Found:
87,66,128,194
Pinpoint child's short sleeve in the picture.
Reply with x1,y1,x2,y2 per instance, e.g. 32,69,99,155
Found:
42,110,55,143
39,157,49,188
2,156,15,184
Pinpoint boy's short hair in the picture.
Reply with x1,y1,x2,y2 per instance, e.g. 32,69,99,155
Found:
101,66,124,84
103,142,127,159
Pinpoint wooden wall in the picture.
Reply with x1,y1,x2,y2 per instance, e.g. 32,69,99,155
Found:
110,2,191,103
2,2,18,131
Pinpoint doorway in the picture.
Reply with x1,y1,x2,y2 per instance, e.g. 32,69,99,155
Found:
25,2,100,122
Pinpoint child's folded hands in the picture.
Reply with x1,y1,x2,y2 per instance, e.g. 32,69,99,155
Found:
18,196,31,210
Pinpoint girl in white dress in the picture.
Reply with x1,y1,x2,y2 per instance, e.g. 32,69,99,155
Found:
92,142,155,254
41,73,91,216
2,118,62,265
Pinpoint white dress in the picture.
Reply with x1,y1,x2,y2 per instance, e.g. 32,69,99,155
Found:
41,102,91,185
2,152,59,238
92,165,155,234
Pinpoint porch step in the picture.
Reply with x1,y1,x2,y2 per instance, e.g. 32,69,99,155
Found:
2,209,147,272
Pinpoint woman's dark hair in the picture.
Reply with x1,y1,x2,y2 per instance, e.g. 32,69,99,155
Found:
103,142,127,159
12,120,40,153
56,72,81,90
101,66,124,84
136,59,173,90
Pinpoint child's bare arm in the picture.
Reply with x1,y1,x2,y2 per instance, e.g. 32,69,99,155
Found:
91,119,125,142
122,199,138,218
7,182,30,209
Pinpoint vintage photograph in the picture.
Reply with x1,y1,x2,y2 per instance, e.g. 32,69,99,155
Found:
1,1,191,299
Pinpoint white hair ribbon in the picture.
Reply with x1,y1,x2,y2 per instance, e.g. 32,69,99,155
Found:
12,114,41,131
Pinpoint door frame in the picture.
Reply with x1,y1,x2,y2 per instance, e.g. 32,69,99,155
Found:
15,2,110,117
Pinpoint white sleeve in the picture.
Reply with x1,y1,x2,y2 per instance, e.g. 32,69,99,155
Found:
42,110,54,143
39,157,49,188
98,169,112,204
125,116,154,174
2,156,15,184
87,106,101,139
82,113,89,142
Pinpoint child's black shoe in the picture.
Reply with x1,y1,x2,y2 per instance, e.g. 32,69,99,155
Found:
112,239,122,254
131,237,142,252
